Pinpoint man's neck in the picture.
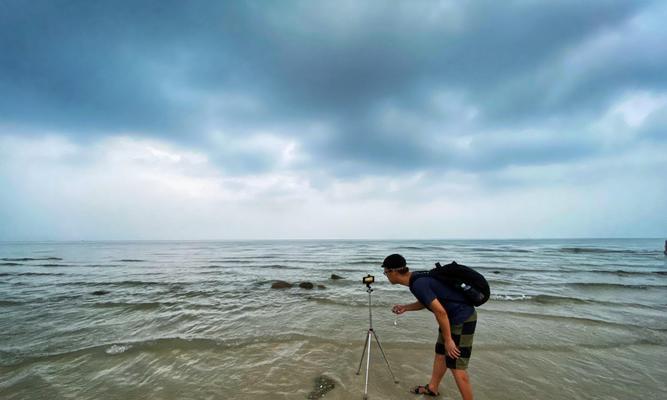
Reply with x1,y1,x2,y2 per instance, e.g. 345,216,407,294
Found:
397,271,412,286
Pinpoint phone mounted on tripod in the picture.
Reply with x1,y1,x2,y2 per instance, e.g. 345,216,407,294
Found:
362,274,375,288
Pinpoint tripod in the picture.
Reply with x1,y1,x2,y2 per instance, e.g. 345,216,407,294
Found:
355,282,399,399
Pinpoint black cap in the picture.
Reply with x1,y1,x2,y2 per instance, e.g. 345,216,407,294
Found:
382,254,406,270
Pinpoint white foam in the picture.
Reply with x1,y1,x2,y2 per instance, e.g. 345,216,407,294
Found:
492,294,532,301
105,344,131,355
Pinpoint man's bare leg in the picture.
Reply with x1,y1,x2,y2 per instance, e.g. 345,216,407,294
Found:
427,353,447,394
451,369,473,400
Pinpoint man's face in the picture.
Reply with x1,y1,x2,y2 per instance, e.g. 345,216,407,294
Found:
383,268,396,284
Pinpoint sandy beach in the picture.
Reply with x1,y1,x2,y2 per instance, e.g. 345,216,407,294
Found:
1,239,666,399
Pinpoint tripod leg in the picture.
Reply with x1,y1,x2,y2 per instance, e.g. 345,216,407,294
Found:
371,330,399,383
356,330,371,375
364,331,372,399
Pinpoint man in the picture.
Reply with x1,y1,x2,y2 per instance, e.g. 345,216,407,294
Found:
382,253,477,399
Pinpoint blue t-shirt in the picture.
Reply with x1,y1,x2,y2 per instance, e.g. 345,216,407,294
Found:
409,271,475,325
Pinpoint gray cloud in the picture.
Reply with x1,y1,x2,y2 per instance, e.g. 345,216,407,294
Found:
1,0,665,176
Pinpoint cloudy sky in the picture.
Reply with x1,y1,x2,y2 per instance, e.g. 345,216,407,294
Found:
1,0,665,240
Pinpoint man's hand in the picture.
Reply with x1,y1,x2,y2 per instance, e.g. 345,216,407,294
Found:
392,304,406,314
392,302,424,314
444,337,461,359
429,298,461,359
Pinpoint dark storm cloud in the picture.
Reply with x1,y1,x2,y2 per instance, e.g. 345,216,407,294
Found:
1,0,664,175
0,0,235,136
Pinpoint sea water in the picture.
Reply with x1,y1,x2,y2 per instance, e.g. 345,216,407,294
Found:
1,239,666,399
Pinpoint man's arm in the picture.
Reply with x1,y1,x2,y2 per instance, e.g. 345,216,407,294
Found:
392,301,425,314
429,298,461,359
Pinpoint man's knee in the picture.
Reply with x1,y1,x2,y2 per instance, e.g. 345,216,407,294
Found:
452,369,469,382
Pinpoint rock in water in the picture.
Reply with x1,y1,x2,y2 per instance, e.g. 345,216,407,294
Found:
299,282,314,290
271,281,293,289
307,375,336,399
330,274,344,280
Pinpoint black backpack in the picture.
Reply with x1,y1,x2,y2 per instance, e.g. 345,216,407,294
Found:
429,261,490,306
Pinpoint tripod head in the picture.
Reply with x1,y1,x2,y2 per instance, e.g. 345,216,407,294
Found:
362,274,375,291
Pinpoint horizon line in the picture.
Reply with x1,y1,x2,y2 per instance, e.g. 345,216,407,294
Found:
1,237,665,243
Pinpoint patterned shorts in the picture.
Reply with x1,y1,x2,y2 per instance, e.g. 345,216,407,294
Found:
435,310,477,370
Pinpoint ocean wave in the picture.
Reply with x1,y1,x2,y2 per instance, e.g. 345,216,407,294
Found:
117,259,146,262
105,344,132,355
212,255,281,260
49,295,83,302
172,289,219,299
567,282,667,290
386,245,445,252
475,338,666,353
0,262,22,266
84,264,123,268
589,269,667,276
199,264,247,270
62,280,174,288
490,294,593,305
481,308,667,332
37,263,71,267
207,260,255,264
260,264,303,270
394,246,423,250
474,266,561,274
475,266,667,277
475,253,523,259
200,263,304,270
0,300,23,306
1,257,62,261
469,247,499,252
491,294,533,301
557,247,657,255
16,272,66,276
495,294,666,310
304,291,664,310
93,301,173,310
107,280,169,287
469,247,533,253
195,268,232,274
1,334,319,368
520,281,667,290
304,297,370,308
344,260,380,265
306,292,663,310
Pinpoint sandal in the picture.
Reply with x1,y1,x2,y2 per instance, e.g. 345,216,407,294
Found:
411,383,439,396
